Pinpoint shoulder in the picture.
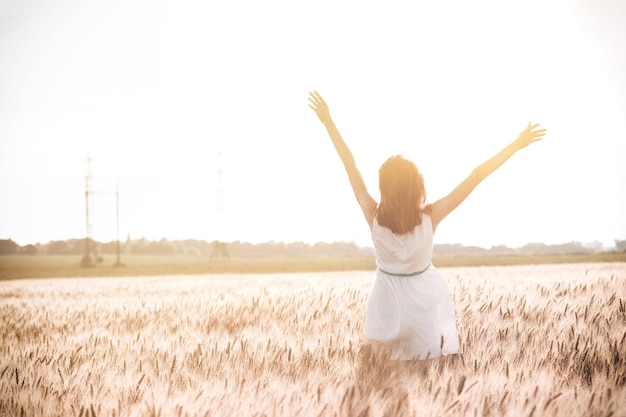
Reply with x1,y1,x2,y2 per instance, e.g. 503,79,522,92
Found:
371,216,392,239
371,216,382,233
421,209,435,233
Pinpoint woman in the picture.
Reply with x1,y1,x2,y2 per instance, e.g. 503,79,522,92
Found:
308,91,546,360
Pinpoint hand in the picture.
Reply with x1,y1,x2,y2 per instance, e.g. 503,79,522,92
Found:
308,91,332,125
513,122,546,150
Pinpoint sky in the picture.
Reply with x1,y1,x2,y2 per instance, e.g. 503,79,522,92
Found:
1,0,625,249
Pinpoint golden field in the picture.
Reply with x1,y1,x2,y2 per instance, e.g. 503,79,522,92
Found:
1,263,625,416
1,252,625,280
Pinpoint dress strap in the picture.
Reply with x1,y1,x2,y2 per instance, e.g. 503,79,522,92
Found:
378,263,431,277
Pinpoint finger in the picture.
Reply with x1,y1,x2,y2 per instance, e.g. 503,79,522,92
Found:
308,97,319,107
522,122,531,133
523,124,541,134
313,90,324,103
308,92,320,104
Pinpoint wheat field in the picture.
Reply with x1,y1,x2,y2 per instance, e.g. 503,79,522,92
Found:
1,263,625,416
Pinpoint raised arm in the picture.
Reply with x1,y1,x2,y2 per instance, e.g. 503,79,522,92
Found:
308,91,378,228
429,122,546,231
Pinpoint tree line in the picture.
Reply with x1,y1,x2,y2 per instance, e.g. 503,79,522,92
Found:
1,237,624,257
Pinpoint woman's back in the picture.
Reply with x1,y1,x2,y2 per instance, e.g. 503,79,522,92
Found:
365,213,458,359
372,214,433,276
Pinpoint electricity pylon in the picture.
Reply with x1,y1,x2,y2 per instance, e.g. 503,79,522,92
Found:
80,157,95,268
210,150,229,260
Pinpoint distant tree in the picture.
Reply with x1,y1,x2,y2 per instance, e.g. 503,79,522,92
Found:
434,243,488,256
489,244,514,254
229,241,258,257
73,238,96,255
0,239,19,255
180,239,212,256
130,237,148,254
47,240,70,254
21,244,37,255
149,239,177,255
549,241,586,254
615,240,626,252
290,241,314,256
100,241,118,254
518,242,549,254
311,241,363,257
210,241,229,260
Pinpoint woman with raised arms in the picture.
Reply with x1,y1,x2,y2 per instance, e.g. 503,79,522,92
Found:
308,91,546,360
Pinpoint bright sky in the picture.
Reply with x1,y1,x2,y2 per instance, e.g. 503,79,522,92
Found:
1,0,625,248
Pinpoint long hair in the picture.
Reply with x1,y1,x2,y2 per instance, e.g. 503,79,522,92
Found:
375,155,427,235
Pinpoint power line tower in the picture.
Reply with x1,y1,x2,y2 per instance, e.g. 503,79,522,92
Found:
211,150,229,260
79,156,124,268
80,156,95,267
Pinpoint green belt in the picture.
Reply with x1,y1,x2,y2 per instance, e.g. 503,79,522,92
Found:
378,263,431,277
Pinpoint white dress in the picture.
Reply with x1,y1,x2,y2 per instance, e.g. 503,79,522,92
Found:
363,214,459,360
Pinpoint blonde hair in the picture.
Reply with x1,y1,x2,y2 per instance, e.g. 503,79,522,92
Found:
375,155,427,235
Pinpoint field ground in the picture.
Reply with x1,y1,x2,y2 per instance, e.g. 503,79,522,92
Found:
1,263,625,416
1,251,626,280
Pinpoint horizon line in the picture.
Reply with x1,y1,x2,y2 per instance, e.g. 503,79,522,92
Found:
1,236,623,251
